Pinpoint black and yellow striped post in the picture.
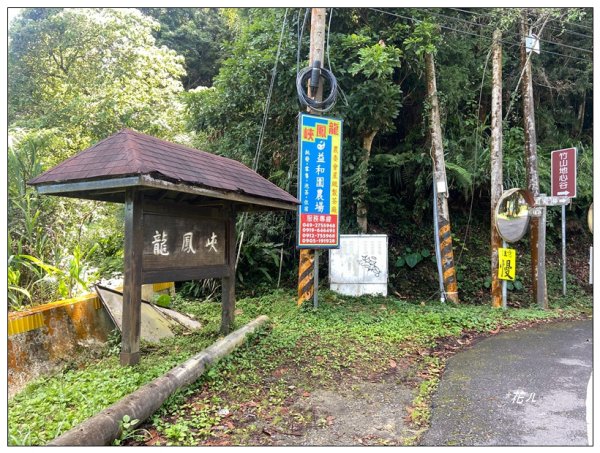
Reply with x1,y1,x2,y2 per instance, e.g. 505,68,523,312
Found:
298,249,315,305
438,219,458,303
297,8,326,308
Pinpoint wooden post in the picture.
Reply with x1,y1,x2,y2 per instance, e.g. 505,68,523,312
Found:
121,188,143,366
298,7,326,306
221,203,237,335
521,11,547,308
425,51,459,304
490,29,504,308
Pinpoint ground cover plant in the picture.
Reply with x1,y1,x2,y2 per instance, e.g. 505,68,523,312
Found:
8,289,591,446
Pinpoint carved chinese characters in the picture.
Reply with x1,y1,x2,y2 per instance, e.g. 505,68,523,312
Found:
143,212,226,272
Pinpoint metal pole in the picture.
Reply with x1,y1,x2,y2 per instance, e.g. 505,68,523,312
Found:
426,52,458,303
562,204,567,296
590,246,593,285
313,251,319,308
432,176,446,303
502,240,508,310
538,205,548,309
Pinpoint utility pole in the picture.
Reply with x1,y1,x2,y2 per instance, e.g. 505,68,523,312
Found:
490,29,503,308
298,8,326,307
425,51,459,304
521,10,548,309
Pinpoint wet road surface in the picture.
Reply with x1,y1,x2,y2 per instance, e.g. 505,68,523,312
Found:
421,320,592,446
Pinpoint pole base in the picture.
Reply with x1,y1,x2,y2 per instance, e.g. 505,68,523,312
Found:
120,351,140,366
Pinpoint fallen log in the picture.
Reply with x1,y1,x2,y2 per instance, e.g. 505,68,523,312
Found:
49,315,269,446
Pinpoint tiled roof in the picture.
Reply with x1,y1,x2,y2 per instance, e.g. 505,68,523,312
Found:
28,129,299,206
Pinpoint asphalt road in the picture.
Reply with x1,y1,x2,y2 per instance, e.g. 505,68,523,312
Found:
421,319,593,446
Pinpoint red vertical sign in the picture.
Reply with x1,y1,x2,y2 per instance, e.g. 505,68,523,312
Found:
551,147,577,198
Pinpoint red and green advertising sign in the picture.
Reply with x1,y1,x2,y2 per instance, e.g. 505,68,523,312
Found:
297,113,343,248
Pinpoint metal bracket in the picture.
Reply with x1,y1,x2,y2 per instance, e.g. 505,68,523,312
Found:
534,195,571,207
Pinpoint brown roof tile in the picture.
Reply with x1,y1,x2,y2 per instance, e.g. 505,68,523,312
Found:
28,129,299,206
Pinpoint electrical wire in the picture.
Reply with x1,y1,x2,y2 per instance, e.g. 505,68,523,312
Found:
253,8,288,172
326,7,349,107
504,14,550,121
456,45,492,267
296,66,338,113
448,7,593,39
369,8,485,39
368,8,592,62
494,29,593,54
237,9,289,270
296,8,309,75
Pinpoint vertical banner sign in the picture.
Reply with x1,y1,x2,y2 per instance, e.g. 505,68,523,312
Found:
297,113,343,248
498,247,516,281
551,147,577,198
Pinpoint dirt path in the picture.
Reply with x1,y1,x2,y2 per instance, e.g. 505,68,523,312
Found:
268,376,417,446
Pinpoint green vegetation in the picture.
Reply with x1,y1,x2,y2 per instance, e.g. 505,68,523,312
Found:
6,7,593,447
7,7,593,309
8,291,590,445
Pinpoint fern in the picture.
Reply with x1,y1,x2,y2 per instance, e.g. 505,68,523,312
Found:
445,161,473,197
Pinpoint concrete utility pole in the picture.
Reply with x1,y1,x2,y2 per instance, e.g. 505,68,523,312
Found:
521,10,548,309
490,29,503,308
425,52,459,304
298,8,326,307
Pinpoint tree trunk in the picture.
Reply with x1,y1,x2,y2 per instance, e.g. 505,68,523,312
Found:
490,29,503,308
49,315,270,446
425,52,459,304
576,91,586,137
521,10,547,309
356,129,377,234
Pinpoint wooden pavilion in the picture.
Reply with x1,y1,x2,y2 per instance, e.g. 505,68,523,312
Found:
29,128,299,365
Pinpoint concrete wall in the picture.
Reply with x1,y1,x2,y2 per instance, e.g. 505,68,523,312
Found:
8,282,174,397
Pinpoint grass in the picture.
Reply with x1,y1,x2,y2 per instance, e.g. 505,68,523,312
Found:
8,289,591,445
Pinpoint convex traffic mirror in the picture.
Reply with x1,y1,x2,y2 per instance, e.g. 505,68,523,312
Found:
588,203,593,234
495,188,535,243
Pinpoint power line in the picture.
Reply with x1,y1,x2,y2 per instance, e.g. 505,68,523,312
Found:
424,9,486,29
326,8,349,107
456,44,493,267
412,8,593,55
500,32,593,57
448,7,593,40
536,47,593,62
296,8,309,74
552,15,593,31
367,8,591,63
253,8,288,172
496,28,593,54
504,14,550,122
369,8,486,39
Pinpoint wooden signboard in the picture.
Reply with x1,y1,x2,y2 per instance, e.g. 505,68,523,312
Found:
121,191,236,365
141,203,230,283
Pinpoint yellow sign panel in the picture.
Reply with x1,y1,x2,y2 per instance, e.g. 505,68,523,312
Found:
498,247,516,281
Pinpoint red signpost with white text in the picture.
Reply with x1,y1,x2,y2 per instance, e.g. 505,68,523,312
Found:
550,147,577,297
551,147,577,198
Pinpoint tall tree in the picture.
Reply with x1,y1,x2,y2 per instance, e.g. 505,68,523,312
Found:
9,8,186,149
140,7,231,89
344,37,402,233
7,8,188,306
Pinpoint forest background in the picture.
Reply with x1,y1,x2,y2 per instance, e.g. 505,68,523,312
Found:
6,7,594,310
